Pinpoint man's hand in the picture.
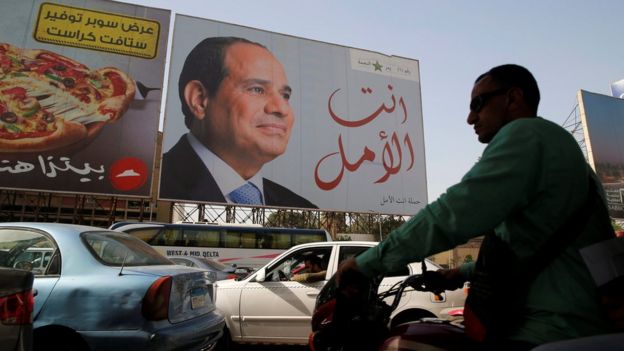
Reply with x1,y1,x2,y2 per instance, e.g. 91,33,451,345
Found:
292,273,308,282
335,257,369,298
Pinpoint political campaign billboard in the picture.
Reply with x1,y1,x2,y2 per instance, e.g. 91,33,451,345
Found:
578,90,624,218
159,14,426,215
0,0,170,197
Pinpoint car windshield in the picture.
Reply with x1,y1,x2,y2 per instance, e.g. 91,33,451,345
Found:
82,231,172,266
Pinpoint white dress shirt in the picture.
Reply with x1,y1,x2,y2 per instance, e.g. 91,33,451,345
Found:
186,133,265,204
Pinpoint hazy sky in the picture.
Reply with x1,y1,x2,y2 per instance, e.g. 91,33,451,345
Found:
116,0,624,202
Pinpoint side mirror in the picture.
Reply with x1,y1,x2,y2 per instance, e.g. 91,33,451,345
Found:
255,267,266,282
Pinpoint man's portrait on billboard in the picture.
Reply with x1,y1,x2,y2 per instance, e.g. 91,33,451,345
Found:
159,36,317,208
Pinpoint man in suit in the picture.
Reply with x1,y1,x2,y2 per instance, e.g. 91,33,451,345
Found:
160,37,316,208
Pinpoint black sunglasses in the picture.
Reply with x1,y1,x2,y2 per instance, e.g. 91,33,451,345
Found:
469,88,508,112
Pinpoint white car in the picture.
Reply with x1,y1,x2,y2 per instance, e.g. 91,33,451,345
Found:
214,241,466,348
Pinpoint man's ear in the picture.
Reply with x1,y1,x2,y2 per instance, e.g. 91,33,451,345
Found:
508,87,526,107
184,80,209,119
506,87,534,118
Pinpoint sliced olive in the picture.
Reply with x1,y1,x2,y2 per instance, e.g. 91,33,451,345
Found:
62,77,75,88
42,112,55,123
53,64,66,71
1,112,18,123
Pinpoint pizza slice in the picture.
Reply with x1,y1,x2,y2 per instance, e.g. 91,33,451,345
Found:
0,84,86,152
0,42,135,153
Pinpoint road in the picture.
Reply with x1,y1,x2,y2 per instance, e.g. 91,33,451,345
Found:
236,345,308,351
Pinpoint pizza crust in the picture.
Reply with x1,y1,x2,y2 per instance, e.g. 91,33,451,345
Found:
0,119,87,153
20,47,88,70
96,67,136,121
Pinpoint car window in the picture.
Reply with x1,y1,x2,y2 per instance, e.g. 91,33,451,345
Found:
337,245,409,277
337,246,369,263
0,228,58,276
264,247,331,282
82,231,172,266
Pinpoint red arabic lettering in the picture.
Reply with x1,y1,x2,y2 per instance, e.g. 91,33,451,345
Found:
376,132,402,183
328,85,398,127
399,96,407,123
403,134,414,171
316,83,415,190
314,135,375,190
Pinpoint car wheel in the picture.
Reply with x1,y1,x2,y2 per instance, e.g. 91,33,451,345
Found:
34,328,88,351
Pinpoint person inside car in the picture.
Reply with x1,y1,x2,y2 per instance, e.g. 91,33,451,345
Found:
292,254,326,283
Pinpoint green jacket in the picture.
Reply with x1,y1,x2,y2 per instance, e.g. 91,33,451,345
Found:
356,117,613,344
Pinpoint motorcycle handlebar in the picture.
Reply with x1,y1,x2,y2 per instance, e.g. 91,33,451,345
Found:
379,261,446,312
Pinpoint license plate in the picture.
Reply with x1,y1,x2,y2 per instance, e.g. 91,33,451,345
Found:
191,288,206,309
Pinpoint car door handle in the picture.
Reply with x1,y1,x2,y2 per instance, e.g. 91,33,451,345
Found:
306,291,319,297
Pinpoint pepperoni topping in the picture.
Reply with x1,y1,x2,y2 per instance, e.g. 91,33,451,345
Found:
1,87,26,97
36,52,85,69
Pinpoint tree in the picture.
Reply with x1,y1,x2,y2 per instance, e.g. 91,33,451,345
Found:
266,210,308,228
346,213,406,241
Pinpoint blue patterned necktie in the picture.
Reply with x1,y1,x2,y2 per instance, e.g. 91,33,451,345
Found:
229,182,263,205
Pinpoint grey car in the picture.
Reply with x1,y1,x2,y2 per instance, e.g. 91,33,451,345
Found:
0,267,34,351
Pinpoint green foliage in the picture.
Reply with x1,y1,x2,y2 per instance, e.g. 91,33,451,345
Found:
266,210,308,228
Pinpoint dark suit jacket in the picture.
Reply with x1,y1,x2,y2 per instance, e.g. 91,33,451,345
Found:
160,135,317,209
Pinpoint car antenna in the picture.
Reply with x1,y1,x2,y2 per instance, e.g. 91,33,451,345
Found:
119,250,129,276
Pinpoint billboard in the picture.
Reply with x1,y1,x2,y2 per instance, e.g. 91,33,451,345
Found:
578,90,624,218
159,15,427,216
612,79,624,99
0,0,170,197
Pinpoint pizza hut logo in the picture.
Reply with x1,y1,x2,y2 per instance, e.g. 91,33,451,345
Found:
109,157,147,191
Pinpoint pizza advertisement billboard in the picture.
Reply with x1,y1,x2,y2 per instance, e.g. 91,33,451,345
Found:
159,14,427,216
578,90,624,218
0,0,170,197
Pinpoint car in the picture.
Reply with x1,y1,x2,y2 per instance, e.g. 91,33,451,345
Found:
213,241,466,348
12,248,54,275
168,256,254,281
0,222,225,351
0,267,34,351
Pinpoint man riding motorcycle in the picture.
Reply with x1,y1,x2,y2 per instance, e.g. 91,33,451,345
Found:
333,64,618,350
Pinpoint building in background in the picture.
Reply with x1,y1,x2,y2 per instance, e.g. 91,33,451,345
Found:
611,79,624,99
577,90,624,218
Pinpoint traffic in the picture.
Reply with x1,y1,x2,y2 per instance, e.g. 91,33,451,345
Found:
0,221,465,351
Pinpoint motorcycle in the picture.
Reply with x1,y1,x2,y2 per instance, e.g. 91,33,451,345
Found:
309,262,624,351
309,262,471,351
